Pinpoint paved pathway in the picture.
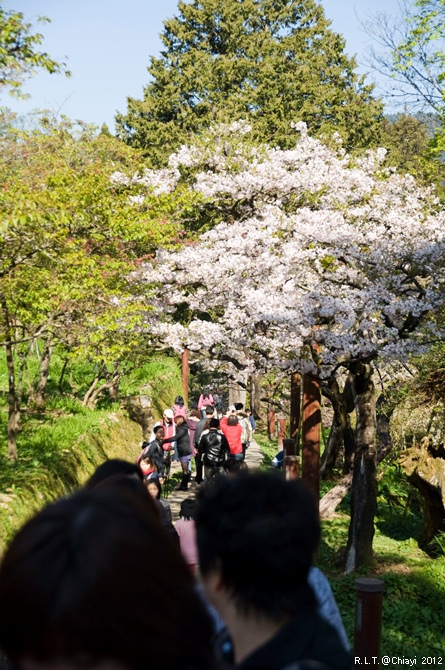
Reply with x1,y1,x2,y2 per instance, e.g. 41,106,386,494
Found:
166,438,264,521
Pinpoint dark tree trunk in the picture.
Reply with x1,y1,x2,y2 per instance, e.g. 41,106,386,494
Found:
1,294,18,460
320,376,354,478
32,342,52,408
5,337,19,461
58,358,69,394
344,363,377,573
290,372,301,449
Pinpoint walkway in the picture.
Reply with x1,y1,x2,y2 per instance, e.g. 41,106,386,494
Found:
166,438,264,521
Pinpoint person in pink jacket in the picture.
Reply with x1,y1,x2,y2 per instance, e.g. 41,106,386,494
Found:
175,498,198,575
198,390,214,418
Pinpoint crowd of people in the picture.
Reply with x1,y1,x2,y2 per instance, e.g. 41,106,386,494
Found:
0,389,353,670
137,392,256,491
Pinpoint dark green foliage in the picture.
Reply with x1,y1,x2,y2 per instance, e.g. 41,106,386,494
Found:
380,114,445,195
116,0,383,164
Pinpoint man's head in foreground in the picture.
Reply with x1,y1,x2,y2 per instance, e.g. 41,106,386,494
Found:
196,471,320,621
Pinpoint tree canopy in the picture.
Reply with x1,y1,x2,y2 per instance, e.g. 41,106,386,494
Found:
116,0,383,165
113,122,445,569
0,3,69,96
0,113,185,459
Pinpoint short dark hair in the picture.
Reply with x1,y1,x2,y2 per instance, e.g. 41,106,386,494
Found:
180,497,197,520
234,402,243,411
205,406,214,416
153,425,165,435
0,480,214,670
209,418,220,429
196,472,320,620
85,459,143,489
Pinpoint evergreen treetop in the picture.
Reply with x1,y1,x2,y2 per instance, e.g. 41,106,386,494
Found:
116,0,383,165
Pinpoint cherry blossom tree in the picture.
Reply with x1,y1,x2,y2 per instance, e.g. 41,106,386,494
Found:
119,121,445,570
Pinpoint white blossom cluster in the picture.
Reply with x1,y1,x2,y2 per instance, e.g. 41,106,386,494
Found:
130,123,445,378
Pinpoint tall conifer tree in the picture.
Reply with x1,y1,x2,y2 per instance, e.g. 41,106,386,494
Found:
116,0,382,164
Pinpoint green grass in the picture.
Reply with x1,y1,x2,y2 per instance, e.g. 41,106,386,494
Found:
0,352,185,551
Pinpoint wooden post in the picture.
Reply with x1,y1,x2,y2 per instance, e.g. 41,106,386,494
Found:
181,349,189,404
277,413,287,448
354,578,384,667
267,408,275,440
290,371,301,449
302,374,321,502
283,437,299,480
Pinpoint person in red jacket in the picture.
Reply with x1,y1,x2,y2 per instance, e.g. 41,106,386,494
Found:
220,409,243,464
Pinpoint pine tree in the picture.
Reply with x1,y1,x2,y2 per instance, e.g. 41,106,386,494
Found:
116,0,382,165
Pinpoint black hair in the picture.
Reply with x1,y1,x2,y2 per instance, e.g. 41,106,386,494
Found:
209,418,220,429
0,480,214,670
180,498,197,520
234,402,244,411
145,477,162,500
174,396,185,406
85,459,143,489
204,406,214,416
153,425,165,435
196,472,320,620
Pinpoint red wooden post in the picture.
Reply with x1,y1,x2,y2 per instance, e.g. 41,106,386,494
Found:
181,349,189,404
302,373,321,502
354,578,384,667
267,408,275,440
283,438,299,480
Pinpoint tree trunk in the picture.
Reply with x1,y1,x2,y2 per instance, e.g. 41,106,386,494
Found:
228,373,247,406
344,363,377,573
58,358,69,394
5,337,19,461
319,440,394,519
1,294,18,460
320,376,355,478
320,472,354,518
399,437,445,546
249,372,262,419
32,342,52,408
290,372,301,449
126,395,153,441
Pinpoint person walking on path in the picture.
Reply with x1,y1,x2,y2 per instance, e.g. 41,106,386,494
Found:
220,410,243,465
194,406,215,485
234,403,253,459
150,408,176,475
198,390,214,418
163,415,192,491
173,395,188,419
198,418,230,484
175,498,198,575
139,426,166,481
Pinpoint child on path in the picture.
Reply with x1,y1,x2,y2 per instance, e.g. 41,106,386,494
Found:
175,498,198,575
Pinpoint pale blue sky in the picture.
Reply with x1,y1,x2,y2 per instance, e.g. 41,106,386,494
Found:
1,0,401,129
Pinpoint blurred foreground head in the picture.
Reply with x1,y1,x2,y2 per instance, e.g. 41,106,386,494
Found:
196,471,320,620
0,477,214,670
